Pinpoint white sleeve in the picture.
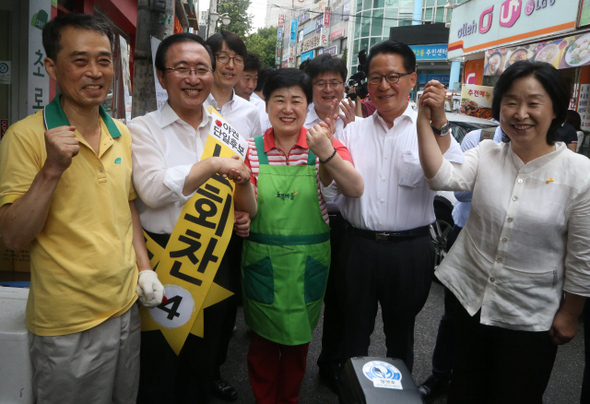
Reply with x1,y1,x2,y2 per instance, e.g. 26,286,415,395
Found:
129,117,194,209
428,145,480,193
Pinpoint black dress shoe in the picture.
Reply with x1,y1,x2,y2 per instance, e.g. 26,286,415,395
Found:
318,363,341,395
212,378,238,402
417,374,450,403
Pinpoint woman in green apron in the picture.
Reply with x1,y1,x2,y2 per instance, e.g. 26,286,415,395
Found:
242,68,363,404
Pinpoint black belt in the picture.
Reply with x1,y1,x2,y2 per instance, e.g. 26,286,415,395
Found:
349,224,431,242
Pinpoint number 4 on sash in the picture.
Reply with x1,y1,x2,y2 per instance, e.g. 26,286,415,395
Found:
158,295,183,320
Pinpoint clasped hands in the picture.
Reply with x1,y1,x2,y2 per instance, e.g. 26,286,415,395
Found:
418,80,448,130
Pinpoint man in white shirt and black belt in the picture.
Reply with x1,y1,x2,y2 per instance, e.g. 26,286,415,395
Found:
330,40,463,372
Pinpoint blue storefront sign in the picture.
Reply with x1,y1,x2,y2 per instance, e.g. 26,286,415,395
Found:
301,50,315,62
417,74,450,83
290,19,298,42
409,44,448,60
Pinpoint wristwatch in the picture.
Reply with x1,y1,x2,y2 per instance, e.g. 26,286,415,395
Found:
431,121,451,137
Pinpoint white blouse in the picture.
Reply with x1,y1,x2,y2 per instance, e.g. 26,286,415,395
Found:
429,140,590,331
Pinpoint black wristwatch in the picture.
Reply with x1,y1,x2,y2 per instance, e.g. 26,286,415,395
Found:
431,121,451,137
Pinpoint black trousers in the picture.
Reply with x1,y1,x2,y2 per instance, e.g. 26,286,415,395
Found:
137,232,240,404
339,230,434,371
448,305,557,404
431,224,463,378
317,212,347,369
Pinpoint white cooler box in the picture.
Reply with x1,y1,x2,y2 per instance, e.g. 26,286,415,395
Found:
0,286,34,403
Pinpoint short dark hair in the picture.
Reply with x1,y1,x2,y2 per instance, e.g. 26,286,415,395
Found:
566,109,582,132
255,67,273,92
305,54,347,82
243,52,262,73
366,40,416,74
155,33,214,73
299,59,311,71
492,60,568,145
206,31,247,59
43,13,114,61
263,68,312,105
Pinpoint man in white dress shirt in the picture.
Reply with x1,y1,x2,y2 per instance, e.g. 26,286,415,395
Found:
302,54,359,392
333,40,463,372
128,33,255,403
204,31,262,140
203,30,263,400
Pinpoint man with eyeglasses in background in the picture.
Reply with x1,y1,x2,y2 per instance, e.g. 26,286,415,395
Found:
300,54,359,394
205,31,262,140
327,40,463,378
204,31,262,402
128,33,255,403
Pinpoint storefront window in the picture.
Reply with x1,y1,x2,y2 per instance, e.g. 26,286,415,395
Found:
424,8,432,22
385,0,399,6
384,8,398,32
360,38,369,54
435,7,444,22
370,36,381,49
371,9,383,36
97,11,132,123
355,14,361,37
361,11,371,36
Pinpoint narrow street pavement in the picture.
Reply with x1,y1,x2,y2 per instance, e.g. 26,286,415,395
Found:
212,281,585,404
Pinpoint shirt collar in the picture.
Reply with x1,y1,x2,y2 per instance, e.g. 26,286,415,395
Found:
160,101,211,129
371,102,416,129
305,103,321,126
206,89,236,110
263,126,309,153
43,94,122,138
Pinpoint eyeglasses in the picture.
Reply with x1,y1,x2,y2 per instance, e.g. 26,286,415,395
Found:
367,72,412,85
215,53,244,66
313,80,344,89
165,66,213,77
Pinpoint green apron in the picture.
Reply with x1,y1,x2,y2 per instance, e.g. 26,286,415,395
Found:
241,135,331,346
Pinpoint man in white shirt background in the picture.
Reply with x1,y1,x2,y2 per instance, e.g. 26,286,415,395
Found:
234,52,271,132
234,51,260,103
251,67,272,132
301,54,360,393
204,30,264,401
331,40,463,375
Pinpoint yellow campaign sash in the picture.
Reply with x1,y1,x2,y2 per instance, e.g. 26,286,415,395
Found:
139,107,249,355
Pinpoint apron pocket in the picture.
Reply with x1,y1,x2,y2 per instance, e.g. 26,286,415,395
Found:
243,255,275,304
304,255,329,304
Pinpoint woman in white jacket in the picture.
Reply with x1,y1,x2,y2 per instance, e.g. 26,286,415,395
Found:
416,60,590,404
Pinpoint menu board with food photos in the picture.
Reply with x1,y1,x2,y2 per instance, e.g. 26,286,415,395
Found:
578,84,590,131
484,32,590,76
460,85,494,120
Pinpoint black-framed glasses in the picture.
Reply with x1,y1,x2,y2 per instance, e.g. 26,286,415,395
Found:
165,66,213,77
215,53,244,66
367,72,412,85
313,80,344,89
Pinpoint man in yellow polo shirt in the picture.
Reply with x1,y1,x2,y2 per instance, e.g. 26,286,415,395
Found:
0,13,163,403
